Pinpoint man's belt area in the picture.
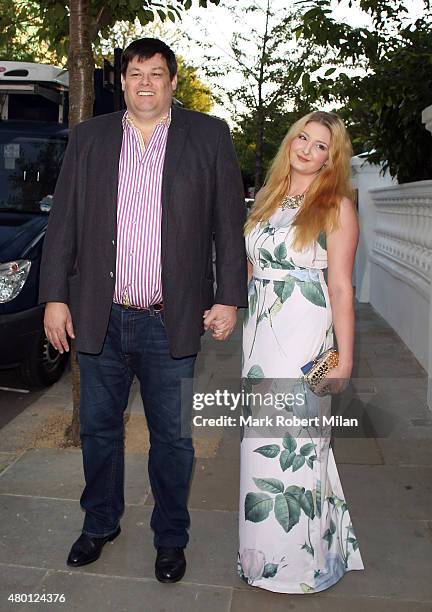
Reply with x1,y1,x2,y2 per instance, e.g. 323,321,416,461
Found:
114,301,164,313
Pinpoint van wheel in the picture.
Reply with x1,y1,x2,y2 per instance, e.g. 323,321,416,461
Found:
20,330,68,389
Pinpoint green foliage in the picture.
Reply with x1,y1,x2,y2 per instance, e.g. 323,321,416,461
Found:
337,26,432,182
0,0,221,64
175,57,213,112
0,0,56,62
296,0,432,182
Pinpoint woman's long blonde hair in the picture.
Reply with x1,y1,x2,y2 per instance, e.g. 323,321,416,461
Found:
245,111,354,251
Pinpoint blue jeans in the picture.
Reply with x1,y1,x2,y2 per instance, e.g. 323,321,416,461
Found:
77,303,196,548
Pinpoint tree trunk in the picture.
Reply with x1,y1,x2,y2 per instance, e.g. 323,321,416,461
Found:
254,107,265,193
253,0,271,194
66,0,94,446
68,0,94,127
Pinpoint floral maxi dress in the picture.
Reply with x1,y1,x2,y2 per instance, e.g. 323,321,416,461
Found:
238,208,364,593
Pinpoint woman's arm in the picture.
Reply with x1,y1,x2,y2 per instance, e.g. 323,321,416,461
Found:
326,197,359,379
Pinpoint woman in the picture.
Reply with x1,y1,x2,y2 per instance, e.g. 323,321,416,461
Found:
238,111,364,593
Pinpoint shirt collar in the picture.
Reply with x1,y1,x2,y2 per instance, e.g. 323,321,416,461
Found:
122,107,172,129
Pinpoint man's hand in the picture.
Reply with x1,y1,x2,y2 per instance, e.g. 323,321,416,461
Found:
44,302,75,354
203,304,237,341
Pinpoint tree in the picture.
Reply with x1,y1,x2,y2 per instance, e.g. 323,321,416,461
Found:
296,0,432,182
0,1,45,62
175,57,213,112
232,106,313,192
196,1,314,193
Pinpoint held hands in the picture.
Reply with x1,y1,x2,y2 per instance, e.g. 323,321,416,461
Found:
203,304,237,341
313,364,352,396
44,302,75,354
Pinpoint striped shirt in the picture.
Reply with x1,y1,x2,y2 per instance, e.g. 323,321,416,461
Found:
113,110,170,307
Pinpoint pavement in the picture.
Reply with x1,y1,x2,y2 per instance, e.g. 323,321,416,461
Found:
0,302,431,611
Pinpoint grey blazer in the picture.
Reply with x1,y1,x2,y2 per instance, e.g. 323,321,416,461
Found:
39,106,248,357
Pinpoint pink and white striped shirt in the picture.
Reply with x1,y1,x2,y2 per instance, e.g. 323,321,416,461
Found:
113,110,170,308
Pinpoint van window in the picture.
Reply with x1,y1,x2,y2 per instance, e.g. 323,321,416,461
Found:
0,134,66,213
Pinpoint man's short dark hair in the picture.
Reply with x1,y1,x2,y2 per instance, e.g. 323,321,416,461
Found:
121,38,177,79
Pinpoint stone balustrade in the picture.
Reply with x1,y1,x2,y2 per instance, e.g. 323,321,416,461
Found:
366,182,432,390
370,182,432,302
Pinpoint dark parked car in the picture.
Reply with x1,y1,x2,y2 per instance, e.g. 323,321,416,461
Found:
0,121,68,387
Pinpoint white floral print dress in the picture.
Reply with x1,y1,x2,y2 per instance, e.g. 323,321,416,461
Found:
238,208,364,593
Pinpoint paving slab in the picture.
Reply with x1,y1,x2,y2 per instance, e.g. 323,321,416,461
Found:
230,589,432,611
371,344,419,359
368,358,425,379
314,518,432,601
125,378,143,415
201,363,242,381
332,438,383,465
0,449,150,505
90,506,242,588
370,376,428,390
340,390,431,439
357,331,401,347
376,439,432,466
354,386,428,415
0,495,241,588
145,454,240,512
0,564,48,607
43,371,73,400
370,387,429,412
338,465,432,520
0,451,21,474
0,496,86,569
386,422,432,440
20,571,233,612
189,457,239,511
200,340,243,357
351,357,374,378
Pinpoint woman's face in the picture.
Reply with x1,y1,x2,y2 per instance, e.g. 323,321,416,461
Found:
289,121,331,176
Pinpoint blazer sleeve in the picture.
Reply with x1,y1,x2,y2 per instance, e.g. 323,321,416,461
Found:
213,121,248,308
38,125,79,305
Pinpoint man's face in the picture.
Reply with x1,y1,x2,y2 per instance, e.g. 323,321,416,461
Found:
121,54,177,120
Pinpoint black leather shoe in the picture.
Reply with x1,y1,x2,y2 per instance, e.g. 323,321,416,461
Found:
66,526,121,567
155,547,186,583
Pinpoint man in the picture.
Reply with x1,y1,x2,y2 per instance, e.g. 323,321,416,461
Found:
39,38,247,583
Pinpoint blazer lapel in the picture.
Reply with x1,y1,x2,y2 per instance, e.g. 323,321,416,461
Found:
161,106,189,265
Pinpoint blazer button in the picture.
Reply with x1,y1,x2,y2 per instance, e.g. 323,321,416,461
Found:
109,271,114,278
112,240,115,246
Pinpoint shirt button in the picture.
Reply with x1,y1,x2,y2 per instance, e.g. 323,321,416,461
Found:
109,272,114,278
